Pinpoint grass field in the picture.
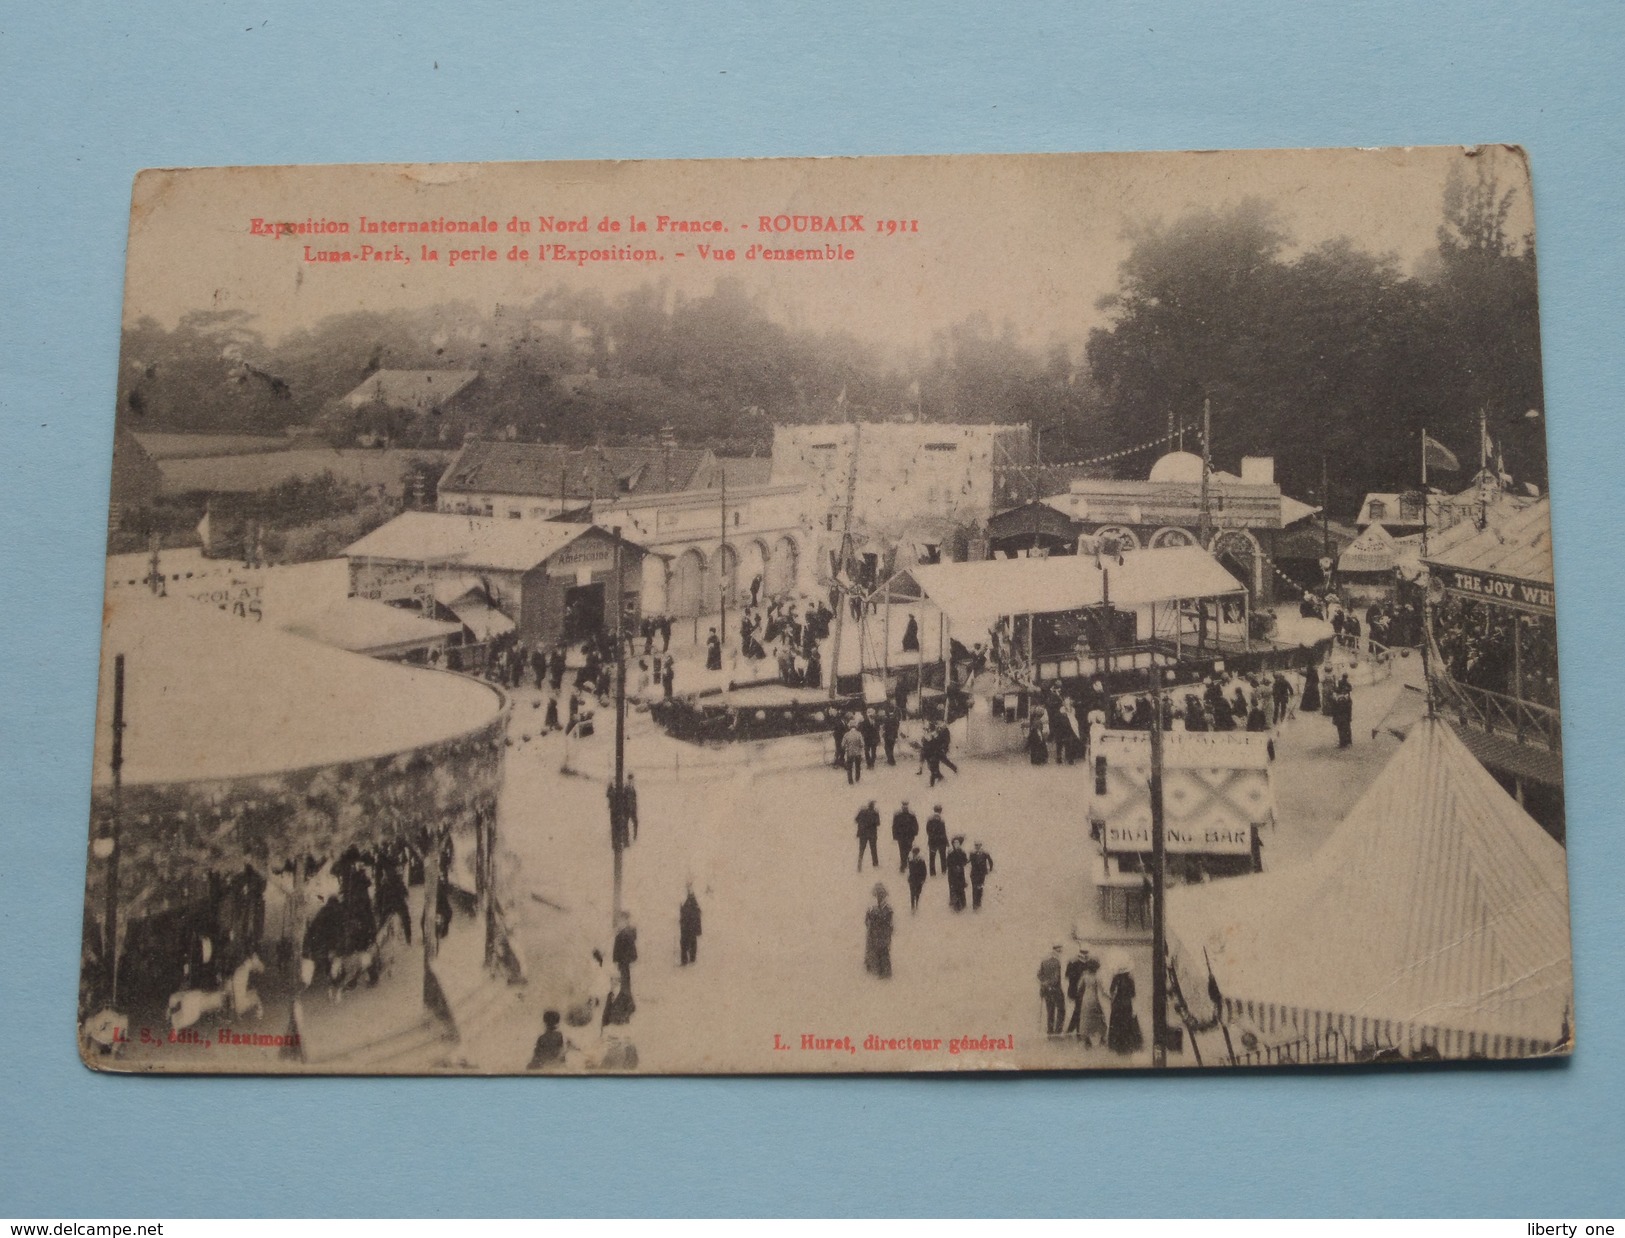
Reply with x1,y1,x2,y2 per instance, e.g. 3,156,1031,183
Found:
158,447,453,494
133,432,294,459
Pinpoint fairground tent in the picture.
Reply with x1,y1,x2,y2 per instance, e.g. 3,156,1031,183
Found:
907,545,1245,633
95,597,501,786
1167,717,1572,1060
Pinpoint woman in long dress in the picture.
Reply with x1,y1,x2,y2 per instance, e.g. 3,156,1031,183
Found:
863,884,894,979
1077,956,1108,1048
1299,664,1321,714
1107,963,1143,1055
1025,703,1050,765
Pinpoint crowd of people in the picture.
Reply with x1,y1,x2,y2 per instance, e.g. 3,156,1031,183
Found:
1433,595,1559,708
527,907,646,1072
852,799,994,919
1016,670,1302,762
1300,591,1423,653
88,835,472,1032
1036,943,1142,1054
715,592,835,686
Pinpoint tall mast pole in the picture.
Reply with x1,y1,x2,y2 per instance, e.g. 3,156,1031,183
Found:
827,418,860,701
104,654,126,1007
1197,396,1213,652
719,469,728,659
1320,454,1331,561
1148,661,1167,1069
1198,395,1212,547
1419,433,1436,720
612,528,626,925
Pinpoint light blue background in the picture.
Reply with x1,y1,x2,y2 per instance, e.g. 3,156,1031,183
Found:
3,1,1622,1217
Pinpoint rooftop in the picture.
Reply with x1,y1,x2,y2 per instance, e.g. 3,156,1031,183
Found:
340,369,480,412
439,439,713,500
345,511,616,572
1423,496,1553,587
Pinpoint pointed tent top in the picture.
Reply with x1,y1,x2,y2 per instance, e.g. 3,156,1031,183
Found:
1168,718,1572,1044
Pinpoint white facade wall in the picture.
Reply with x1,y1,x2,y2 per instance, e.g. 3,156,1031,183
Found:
771,422,1032,585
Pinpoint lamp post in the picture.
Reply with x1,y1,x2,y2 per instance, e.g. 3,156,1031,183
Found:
611,527,627,926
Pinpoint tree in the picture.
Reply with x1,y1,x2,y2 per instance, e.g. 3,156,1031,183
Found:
1082,194,1516,514
1085,199,1299,476
1423,154,1546,489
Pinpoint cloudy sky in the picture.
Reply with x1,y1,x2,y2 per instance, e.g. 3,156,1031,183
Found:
124,145,1534,356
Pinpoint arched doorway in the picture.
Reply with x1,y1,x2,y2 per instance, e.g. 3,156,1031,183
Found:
1089,525,1142,562
1210,529,1263,598
641,555,670,617
766,534,799,597
1149,526,1197,549
739,539,769,604
717,544,739,609
671,548,708,617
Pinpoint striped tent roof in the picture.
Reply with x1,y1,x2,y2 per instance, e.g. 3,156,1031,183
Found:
1424,496,1554,587
1168,717,1572,1046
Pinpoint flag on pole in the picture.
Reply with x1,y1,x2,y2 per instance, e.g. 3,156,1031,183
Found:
1422,433,1460,473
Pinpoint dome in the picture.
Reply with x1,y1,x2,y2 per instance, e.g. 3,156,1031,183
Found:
1148,450,1204,484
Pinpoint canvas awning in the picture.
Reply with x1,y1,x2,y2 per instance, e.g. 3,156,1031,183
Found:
95,596,502,786
281,598,462,657
910,545,1245,632
449,598,516,641
1167,718,1572,1055
1423,497,1555,613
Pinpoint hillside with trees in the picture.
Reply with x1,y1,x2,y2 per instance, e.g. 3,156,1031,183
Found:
115,161,1545,521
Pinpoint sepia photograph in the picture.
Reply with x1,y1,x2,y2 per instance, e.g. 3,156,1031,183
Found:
80,148,1571,1074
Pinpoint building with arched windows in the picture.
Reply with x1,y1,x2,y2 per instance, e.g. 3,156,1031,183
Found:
1039,453,1320,606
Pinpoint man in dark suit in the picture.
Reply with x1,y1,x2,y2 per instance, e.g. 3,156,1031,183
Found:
678,884,702,966
924,806,949,876
891,801,920,872
969,840,994,911
906,848,928,912
860,711,880,770
612,911,638,998
944,836,970,912
855,801,881,871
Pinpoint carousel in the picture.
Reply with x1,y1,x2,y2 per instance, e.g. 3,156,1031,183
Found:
80,596,511,1071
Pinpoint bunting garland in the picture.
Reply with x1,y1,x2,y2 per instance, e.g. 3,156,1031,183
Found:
999,425,1199,475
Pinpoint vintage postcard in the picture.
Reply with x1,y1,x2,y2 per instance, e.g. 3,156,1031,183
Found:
81,149,1572,1073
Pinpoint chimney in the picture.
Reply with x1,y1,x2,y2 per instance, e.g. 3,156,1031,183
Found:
1240,456,1274,485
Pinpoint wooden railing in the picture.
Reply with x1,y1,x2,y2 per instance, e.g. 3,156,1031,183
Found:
1231,1028,1357,1067
1441,680,1562,753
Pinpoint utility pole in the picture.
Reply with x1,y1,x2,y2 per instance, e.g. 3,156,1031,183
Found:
1197,396,1213,652
1198,395,1213,547
827,419,861,701
1320,454,1331,561
1419,432,1436,717
145,533,164,596
1148,662,1168,1069
719,470,728,658
104,654,126,1006
611,527,626,925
